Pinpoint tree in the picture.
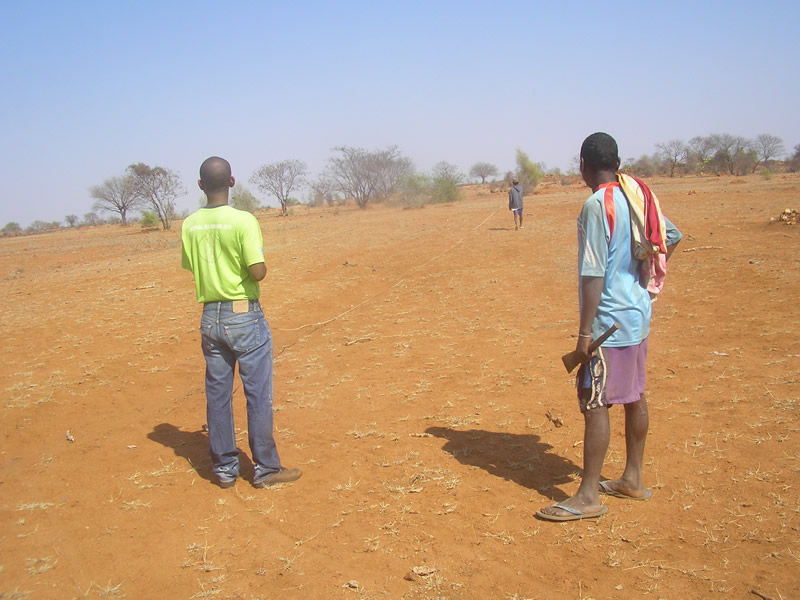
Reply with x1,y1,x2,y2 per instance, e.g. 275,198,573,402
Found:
127,163,184,230
83,212,101,226
325,145,414,208
430,161,464,203
732,148,758,175
2,222,22,236
90,175,142,225
469,162,498,184
397,173,432,207
656,140,687,177
230,183,260,213
708,133,749,175
432,161,463,183
250,159,307,215
65,214,79,227
750,134,785,172
371,146,414,200
309,176,338,207
787,144,800,173
515,149,542,193
140,211,160,228
688,136,715,174
28,220,59,232
628,154,657,177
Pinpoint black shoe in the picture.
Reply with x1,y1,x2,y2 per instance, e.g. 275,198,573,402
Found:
253,467,302,488
218,477,237,489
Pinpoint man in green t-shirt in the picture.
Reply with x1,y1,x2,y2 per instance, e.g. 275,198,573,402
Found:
181,156,301,489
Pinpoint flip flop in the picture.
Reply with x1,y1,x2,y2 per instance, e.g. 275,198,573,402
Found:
535,503,608,522
599,480,652,501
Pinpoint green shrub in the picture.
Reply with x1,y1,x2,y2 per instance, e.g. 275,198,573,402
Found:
430,177,462,203
515,149,542,193
396,174,432,207
140,211,159,228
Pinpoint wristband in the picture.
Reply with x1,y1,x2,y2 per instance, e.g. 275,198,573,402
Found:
578,333,592,339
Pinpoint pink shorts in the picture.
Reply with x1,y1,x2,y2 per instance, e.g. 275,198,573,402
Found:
577,338,648,412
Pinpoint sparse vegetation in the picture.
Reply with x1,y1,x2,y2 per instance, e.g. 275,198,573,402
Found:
514,148,542,193
90,174,142,225
230,182,260,213
1,174,799,598
127,163,185,230
250,159,307,216
139,210,160,228
325,145,413,208
469,161,499,184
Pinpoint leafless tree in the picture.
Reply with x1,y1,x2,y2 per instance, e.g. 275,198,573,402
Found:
328,147,375,208
708,133,749,175
65,214,79,227
432,161,463,183
327,146,412,208
250,159,307,215
83,212,101,226
656,140,687,177
750,134,785,172
372,146,414,200
90,174,142,225
127,163,184,229
468,162,498,184
732,149,758,175
788,144,800,173
688,136,716,173
29,220,59,232
310,175,338,207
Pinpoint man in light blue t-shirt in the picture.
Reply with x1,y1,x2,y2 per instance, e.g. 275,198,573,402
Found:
537,133,680,522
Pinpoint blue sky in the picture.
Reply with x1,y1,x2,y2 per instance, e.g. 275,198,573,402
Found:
1,0,798,226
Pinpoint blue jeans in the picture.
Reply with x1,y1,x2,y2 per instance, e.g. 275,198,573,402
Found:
200,300,281,482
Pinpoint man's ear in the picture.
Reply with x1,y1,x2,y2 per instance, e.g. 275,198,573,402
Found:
229,176,235,188
198,179,205,191
579,157,585,173
615,157,621,170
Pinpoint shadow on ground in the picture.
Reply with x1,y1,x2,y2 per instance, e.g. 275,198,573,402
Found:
147,423,254,486
425,426,578,502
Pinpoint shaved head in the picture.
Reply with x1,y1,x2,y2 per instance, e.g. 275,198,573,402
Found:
199,157,232,192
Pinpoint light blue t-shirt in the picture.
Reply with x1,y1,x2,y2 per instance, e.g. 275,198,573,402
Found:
577,186,651,347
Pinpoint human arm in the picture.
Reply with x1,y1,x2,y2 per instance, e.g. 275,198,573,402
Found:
248,262,267,281
241,213,266,281
576,276,604,360
663,216,682,261
575,194,609,359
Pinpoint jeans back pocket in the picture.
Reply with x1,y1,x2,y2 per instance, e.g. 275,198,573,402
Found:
223,318,265,353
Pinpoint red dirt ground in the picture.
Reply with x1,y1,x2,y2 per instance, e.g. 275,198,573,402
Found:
1,174,799,599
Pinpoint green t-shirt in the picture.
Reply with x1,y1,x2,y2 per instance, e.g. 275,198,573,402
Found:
181,205,264,303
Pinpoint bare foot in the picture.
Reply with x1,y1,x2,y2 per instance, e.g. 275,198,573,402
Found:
537,497,604,519
599,479,651,500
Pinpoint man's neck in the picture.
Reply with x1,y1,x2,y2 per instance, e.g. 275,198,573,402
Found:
204,192,229,208
592,170,618,192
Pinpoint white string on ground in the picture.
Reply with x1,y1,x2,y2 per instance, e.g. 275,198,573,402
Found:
274,207,499,335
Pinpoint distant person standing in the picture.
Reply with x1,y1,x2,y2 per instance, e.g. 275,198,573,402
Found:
508,177,524,230
181,156,301,489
